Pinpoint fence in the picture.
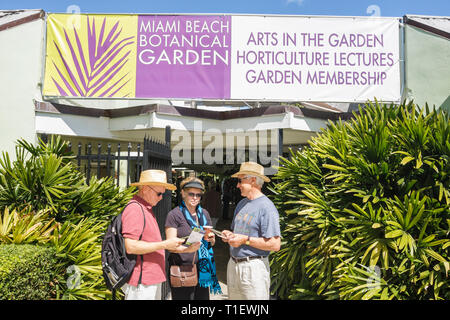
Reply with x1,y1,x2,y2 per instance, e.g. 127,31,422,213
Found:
70,141,143,187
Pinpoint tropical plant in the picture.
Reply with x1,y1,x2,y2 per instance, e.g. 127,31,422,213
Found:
269,100,449,300
0,137,83,214
0,207,56,244
0,207,110,300
0,136,135,223
0,136,136,299
52,218,110,300
64,175,136,224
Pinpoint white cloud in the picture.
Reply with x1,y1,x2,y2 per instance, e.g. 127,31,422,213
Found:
286,0,305,6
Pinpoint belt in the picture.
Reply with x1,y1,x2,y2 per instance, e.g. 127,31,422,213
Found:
231,255,266,263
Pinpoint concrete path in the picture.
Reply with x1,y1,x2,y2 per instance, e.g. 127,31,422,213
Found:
210,217,232,300
165,217,232,300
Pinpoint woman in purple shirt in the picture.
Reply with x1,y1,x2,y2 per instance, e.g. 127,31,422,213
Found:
165,177,222,300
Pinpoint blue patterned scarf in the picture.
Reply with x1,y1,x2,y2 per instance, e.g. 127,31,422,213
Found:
179,201,222,294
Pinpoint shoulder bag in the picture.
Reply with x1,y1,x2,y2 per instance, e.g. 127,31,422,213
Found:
169,251,198,287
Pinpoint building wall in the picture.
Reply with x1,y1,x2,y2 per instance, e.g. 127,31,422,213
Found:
0,18,45,158
404,24,450,112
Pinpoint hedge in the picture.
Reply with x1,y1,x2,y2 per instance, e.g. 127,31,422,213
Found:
0,244,59,299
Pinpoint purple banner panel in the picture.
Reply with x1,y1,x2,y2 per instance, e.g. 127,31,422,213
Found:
136,15,231,99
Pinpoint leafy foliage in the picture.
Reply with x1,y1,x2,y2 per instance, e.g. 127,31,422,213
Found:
0,136,83,214
0,244,59,300
270,101,449,300
0,207,56,244
52,218,109,300
0,136,135,223
0,136,136,300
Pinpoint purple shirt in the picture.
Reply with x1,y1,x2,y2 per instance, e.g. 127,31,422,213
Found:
165,206,212,265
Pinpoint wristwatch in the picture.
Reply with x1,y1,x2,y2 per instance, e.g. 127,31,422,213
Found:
245,236,251,246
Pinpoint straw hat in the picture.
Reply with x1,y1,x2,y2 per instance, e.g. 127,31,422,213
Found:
231,161,270,182
130,169,176,190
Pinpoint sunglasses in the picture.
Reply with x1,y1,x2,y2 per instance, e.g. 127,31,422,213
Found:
237,176,252,183
187,192,203,198
148,186,164,197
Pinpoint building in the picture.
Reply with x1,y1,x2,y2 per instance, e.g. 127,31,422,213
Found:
403,15,450,112
1,10,447,180
0,10,44,159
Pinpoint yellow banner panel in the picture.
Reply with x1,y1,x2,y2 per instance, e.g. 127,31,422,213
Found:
43,14,137,98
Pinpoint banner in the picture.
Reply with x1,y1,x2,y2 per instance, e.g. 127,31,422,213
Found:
43,14,400,102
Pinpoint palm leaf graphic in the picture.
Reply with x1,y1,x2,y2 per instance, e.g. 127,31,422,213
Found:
51,16,134,97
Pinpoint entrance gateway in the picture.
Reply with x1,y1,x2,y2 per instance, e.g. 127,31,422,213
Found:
39,13,402,298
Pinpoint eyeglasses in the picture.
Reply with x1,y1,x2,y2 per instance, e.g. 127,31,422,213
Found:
187,192,203,198
237,176,252,184
148,186,164,197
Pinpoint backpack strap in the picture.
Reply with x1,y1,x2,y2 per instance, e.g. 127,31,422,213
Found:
111,200,147,300
129,200,146,287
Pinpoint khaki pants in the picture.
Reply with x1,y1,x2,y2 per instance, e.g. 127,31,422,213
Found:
227,257,270,300
121,283,162,300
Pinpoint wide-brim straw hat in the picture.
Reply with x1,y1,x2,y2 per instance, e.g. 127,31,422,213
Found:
231,161,270,182
130,169,177,190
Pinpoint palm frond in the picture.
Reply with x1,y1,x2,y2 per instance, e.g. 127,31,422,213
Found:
51,16,133,98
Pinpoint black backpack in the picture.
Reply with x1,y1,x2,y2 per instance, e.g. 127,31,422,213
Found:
101,201,146,299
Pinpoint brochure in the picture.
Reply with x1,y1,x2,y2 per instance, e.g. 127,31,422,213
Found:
210,228,226,239
184,227,205,246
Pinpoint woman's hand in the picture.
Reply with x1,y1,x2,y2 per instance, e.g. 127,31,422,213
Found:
204,232,215,245
182,241,201,253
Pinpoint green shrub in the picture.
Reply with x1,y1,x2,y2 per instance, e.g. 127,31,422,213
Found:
0,244,59,299
52,218,109,300
0,207,56,244
0,207,112,300
270,101,449,300
0,136,136,299
0,136,136,223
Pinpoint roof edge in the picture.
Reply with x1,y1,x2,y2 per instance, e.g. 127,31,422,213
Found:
403,15,450,40
35,100,304,119
35,100,355,122
0,9,44,32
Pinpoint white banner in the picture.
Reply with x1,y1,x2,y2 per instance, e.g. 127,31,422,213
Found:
230,16,401,102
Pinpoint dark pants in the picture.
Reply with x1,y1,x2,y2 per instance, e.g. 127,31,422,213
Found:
170,284,210,300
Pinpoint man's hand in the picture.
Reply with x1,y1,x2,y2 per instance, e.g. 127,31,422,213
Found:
163,237,185,251
227,233,248,248
221,230,234,243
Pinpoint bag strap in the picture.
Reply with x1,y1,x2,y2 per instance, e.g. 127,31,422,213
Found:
112,201,146,299
191,213,198,266
191,251,197,266
177,206,199,267
126,200,146,286
135,202,146,286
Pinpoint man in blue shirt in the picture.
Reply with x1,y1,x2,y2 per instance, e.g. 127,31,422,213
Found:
222,162,281,300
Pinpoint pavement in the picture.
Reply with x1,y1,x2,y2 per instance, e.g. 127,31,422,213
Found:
165,217,232,300
210,217,232,300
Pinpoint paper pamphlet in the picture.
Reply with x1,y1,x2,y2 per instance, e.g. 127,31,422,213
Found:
184,227,205,246
210,228,226,239
182,227,227,246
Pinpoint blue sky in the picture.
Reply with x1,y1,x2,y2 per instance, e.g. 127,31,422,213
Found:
2,0,450,17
